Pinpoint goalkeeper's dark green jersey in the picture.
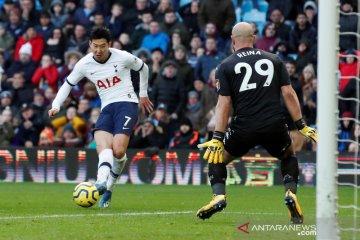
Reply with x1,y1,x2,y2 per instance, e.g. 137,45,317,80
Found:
215,47,290,132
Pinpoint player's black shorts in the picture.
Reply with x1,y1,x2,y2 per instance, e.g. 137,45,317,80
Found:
223,119,291,158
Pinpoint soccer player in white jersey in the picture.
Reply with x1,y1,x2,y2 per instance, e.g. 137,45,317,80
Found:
48,27,153,208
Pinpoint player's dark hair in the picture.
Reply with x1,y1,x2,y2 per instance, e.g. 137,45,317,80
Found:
89,26,111,42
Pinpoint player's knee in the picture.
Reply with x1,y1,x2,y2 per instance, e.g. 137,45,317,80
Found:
113,147,126,159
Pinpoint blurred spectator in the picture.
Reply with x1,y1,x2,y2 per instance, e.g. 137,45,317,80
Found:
122,0,150,33
200,22,226,53
104,3,124,39
255,22,279,53
31,54,59,91
35,10,54,41
82,82,101,108
44,27,67,65
187,33,202,69
338,111,355,152
289,12,317,53
129,118,167,149
14,26,44,62
150,103,177,144
72,0,97,29
148,47,164,86
92,11,105,28
38,126,54,146
0,106,14,146
44,87,56,105
49,0,69,28
9,72,34,108
269,8,291,42
184,90,208,136
169,117,199,149
303,1,318,28
303,78,317,126
173,44,194,91
141,20,170,55
340,77,359,116
54,123,83,147
160,10,190,45
198,0,235,37
339,0,358,51
349,124,360,153
193,79,217,116
13,103,45,147
151,60,186,120
20,0,40,26
0,90,15,112
0,0,15,22
167,31,185,58
178,0,200,36
6,42,37,83
118,32,132,52
266,0,294,21
66,24,88,53
195,37,226,82
154,0,173,22
31,89,47,117
77,98,91,120
59,50,83,83
86,107,100,148
299,63,315,87
339,49,359,93
273,40,290,61
51,104,87,140
6,7,26,38
130,10,152,50
0,22,14,53
295,39,316,74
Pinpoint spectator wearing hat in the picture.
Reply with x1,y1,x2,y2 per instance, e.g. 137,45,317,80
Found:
35,10,54,41
149,102,177,144
129,118,167,149
151,60,186,121
303,1,318,28
194,37,226,82
273,41,291,61
131,10,153,50
339,0,358,51
141,20,170,55
169,117,199,149
289,12,317,53
0,106,15,146
49,0,69,28
0,90,17,113
13,103,45,147
51,104,87,141
6,42,37,83
269,8,291,42
173,44,194,91
14,26,44,62
31,54,59,91
0,22,14,53
9,72,34,109
38,126,54,146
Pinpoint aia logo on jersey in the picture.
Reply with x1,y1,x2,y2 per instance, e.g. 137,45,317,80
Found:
97,76,121,89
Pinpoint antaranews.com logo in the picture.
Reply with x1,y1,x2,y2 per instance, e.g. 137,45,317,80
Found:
238,222,316,236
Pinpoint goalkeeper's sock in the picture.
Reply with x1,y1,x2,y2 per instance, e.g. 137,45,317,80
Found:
209,163,227,195
283,174,297,194
281,154,299,194
106,154,127,192
96,149,113,184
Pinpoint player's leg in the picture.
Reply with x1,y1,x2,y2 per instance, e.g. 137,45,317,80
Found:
94,130,114,195
197,128,254,220
261,123,303,224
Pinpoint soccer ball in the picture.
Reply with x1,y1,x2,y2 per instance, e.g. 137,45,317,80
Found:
73,182,99,208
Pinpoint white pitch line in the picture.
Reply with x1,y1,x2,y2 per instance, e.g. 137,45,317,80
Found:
0,211,293,220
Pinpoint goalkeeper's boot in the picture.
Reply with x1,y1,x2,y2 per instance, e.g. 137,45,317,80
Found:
196,195,227,220
95,181,107,195
285,190,303,224
98,190,112,209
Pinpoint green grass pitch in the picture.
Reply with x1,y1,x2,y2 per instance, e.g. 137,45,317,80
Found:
0,183,358,240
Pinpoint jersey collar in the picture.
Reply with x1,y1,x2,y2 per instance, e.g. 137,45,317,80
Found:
92,52,112,64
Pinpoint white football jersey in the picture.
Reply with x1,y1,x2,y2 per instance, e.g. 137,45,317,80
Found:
67,48,144,109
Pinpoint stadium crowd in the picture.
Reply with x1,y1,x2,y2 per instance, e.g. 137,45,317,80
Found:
0,0,358,152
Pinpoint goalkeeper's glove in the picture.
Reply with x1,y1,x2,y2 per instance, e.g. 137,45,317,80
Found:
295,118,318,143
197,131,224,164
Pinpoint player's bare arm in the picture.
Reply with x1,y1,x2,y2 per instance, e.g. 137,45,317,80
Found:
214,95,232,133
281,84,318,142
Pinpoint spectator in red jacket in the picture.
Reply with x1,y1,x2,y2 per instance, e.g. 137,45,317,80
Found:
14,25,44,62
31,54,59,91
339,49,359,93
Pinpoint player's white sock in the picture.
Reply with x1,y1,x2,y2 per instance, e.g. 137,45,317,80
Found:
96,149,113,184
106,154,127,191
